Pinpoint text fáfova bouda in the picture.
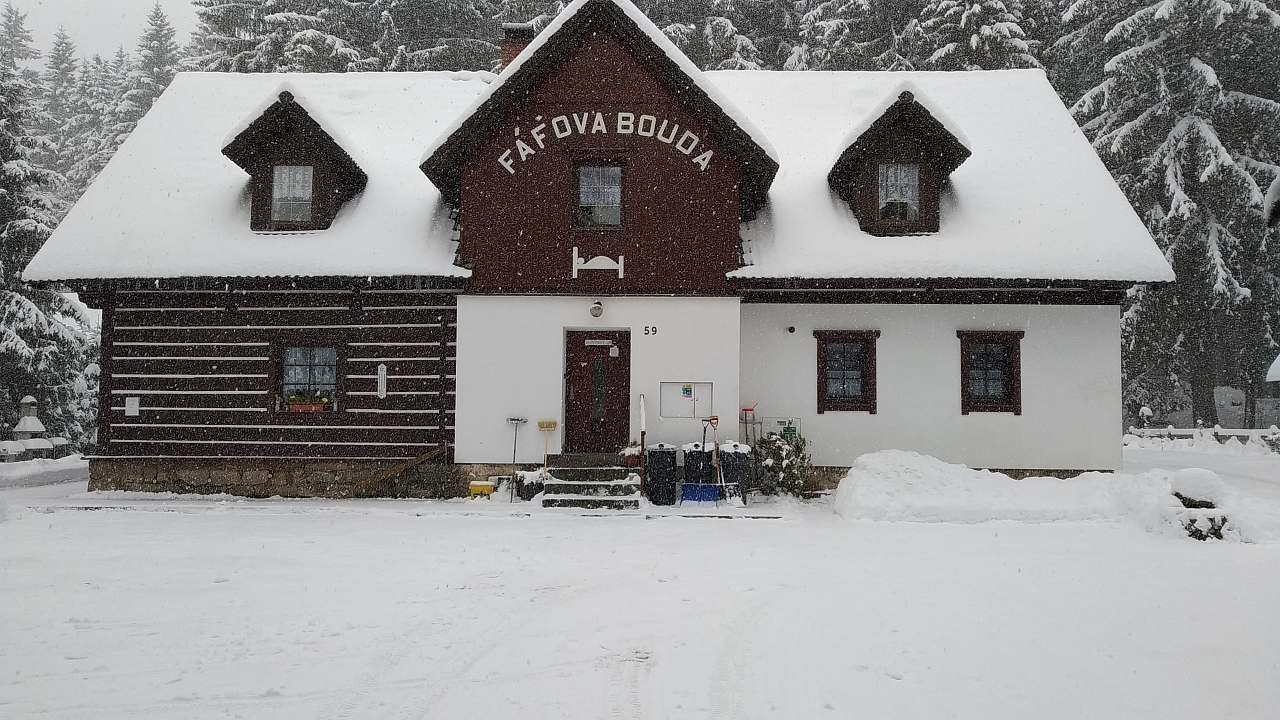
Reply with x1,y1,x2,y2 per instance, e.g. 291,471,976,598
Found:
498,111,715,175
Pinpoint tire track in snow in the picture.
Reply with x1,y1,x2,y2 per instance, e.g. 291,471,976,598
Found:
605,647,653,720
709,595,767,720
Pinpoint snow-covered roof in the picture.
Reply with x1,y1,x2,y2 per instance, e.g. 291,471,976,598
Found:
20,438,53,451
0,441,24,456
19,396,36,405
717,70,1174,282
13,416,46,434
1266,176,1280,228
1268,353,1280,383
26,68,1172,285
24,71,494,282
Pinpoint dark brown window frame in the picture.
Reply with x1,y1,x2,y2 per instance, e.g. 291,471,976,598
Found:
252,157,335,233
957,330,1024,415
268,336,346,416
571,158,626,230
860,159,938,236
814,330,880,414
270,164,316,226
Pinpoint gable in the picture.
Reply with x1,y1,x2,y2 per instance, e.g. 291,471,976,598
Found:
420,0,778,220
455,29,746,295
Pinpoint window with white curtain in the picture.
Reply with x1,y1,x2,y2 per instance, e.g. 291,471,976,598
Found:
576,164,623,226
878,163,919,222
272,165,314,223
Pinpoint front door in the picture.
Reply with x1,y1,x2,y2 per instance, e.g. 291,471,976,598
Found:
564,330,631,453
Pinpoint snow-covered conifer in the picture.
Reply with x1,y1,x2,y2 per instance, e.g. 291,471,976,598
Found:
35,28,80,208
919,0,1041,69
0,29,94,446
1076,0,1280,423
102,6,179,166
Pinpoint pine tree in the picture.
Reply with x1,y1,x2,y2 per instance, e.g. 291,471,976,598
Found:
794,0,928,71
102,6,179,166
496,0,564,30
188,0,269,72
279,0,367,72
65,54,124,189
35,28,79,212
392,0,500,70
1075,0,1280,424
0,25,94,446
1054,0,1146,105
920,0,1041,70
0,1,39,76
649,0,765,70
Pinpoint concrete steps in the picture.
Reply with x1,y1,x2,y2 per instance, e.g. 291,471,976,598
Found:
541,454,642,510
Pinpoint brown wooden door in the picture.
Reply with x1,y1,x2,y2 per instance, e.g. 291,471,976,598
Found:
564,330,631,453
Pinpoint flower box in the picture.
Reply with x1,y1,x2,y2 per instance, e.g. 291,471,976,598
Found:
286,401,328,413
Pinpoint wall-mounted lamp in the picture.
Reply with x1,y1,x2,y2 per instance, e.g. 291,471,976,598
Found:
589,301,604,318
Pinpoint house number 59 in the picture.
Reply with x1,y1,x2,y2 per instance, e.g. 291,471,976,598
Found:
643,325,659,336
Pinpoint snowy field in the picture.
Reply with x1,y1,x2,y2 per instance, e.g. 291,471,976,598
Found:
3,449,1279,719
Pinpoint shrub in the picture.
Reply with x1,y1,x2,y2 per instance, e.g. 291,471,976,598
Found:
754,432,814,497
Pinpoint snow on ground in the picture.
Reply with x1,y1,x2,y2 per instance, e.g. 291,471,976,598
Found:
2,450,1279,719
0,454,88,489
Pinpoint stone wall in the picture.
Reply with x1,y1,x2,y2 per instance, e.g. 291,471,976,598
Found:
88,459,511,499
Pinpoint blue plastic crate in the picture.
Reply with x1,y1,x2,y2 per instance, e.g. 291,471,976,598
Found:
680,484,721,503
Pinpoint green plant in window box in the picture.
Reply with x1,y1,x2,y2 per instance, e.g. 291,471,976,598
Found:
285,392,331,413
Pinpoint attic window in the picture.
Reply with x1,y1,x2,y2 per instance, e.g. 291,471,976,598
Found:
272,165,314,223
879,163,919,222
575,164,623,227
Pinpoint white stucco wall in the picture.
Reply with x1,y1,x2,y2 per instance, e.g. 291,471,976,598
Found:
456,296,740,464
740,304,1122,471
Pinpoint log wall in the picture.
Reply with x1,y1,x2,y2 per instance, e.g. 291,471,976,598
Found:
96,285,457,460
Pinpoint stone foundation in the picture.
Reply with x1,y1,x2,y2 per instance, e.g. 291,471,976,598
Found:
88,459,514,499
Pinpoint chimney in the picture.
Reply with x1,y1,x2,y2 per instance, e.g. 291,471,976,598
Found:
501,22,536,68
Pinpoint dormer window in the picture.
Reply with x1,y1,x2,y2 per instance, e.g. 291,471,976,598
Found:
878,163,919,222
222,90,368,233
828,89,970,237
272,166,314,223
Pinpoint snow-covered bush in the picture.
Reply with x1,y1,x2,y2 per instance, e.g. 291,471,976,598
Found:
754,432,813,497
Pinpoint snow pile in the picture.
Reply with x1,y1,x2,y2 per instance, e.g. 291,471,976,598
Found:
834,450,1174,528
1170,468,1230,506
0,455,89,489
835,450,1280,543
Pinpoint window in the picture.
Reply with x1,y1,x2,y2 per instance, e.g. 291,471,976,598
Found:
814,330,879,413
272,165,314,223
576,164,622,226
957,331,1023,414
282,346,337,412
878,163,919,222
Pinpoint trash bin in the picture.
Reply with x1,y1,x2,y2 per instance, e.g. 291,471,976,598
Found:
645,443,678,506
720,442,752,491
682,442,713,484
